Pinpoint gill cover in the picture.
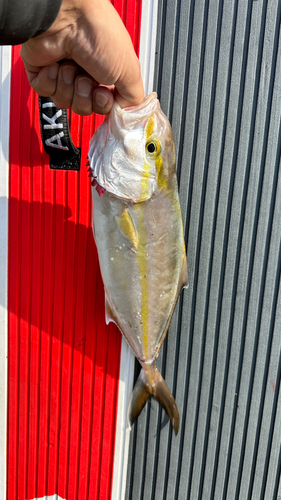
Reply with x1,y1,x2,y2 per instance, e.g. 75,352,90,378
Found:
88,93,169,202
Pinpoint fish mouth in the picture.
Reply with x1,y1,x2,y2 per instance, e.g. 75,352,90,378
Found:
115,92,159,113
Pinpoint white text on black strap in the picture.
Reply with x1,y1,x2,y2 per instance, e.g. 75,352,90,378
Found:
42,102,69,151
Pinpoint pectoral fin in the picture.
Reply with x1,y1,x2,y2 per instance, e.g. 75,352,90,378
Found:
115,207,138,248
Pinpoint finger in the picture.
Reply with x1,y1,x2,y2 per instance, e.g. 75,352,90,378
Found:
24,63,59,96
92,86,114,115
69,0,145,110
114,59,145,109
71,76,95,116
51,63,78,109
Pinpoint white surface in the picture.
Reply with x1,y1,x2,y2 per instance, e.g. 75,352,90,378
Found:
111,1,159,498
0,45,11,500
139,0,159,97
111,340,135,500
27,496,66,500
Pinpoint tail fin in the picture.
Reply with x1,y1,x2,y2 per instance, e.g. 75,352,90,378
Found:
128,364,179,435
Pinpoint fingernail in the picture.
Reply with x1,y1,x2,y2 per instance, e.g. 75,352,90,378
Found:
48,63,59,80
77,78,92,97
62,65,76,85
95,91,109,108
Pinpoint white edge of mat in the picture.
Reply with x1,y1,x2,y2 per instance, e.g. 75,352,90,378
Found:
0,45,11,500
26,496,66,500
111,1,159,499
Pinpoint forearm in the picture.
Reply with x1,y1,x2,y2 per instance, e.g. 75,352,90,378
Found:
0,0,62,45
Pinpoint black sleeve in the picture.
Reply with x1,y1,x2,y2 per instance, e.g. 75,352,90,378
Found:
0,0,63,45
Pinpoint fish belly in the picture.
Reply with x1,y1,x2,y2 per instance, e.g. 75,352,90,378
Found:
92,185,187,364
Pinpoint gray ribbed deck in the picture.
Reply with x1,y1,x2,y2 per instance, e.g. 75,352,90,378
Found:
125,0,281,498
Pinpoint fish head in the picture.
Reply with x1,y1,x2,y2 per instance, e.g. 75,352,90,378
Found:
88,92,176,203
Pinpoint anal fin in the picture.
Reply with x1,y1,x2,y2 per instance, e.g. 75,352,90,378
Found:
105,292,119,327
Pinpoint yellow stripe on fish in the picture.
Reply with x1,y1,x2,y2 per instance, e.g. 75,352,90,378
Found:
136,115,157,359
145,114,167,191
135,114,167,360
136,213,149,360
146,114,155,140
140,161,151,202
155,154,167,190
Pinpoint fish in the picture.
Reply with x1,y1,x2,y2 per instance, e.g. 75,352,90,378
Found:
88,92,188,435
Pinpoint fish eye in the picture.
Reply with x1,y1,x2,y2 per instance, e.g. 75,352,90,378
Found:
147,142,156,153
146,140,160,157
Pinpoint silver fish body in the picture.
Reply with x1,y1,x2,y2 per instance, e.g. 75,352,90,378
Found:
89,93,188,434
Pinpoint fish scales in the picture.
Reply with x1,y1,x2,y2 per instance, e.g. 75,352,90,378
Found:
89,93,188,435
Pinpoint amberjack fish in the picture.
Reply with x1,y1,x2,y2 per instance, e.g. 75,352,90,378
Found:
88,93,188,435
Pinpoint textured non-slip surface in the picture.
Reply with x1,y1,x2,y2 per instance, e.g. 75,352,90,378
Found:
8,47,120,500
7,2,142,498
126,0,281,498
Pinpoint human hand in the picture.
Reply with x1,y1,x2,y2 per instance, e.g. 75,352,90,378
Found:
20,0,144,115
